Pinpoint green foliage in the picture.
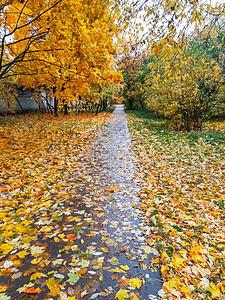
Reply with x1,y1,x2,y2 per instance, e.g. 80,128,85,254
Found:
144,44,224,131
118,44,147,110
122,23,225,131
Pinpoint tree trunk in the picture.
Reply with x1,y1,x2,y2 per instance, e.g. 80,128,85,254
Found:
95,103,100,116
52,87,58,116
46,99,53,114
15,96,25,114
103,98,107,111
139,99,144,110
64,103,68,115
54,98,58,116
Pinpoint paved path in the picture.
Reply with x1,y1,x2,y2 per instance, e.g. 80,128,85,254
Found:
73,105,163,299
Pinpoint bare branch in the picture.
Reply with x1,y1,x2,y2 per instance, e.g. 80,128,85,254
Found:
1,72,38,79
15,0,29,28
3,31,48,47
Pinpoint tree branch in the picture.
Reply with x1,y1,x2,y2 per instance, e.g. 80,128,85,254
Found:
15,0,29,28
6,0,63,38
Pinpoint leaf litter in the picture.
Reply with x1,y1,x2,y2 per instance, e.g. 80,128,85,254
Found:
0,109,163,300
127,112,225,300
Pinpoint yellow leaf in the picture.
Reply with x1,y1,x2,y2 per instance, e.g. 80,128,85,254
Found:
98,247,109,253
58,233,65,239
208,283,221,298
142,254,147,260
18,250,29,258
71,245,79,251
77,268,87,276
0,286,7,292
30,272,47,281
86,232,96,237
109,186,116,192
81,290,88,298
99,275,103,281
115,289,130,300
46,277,61,297
0,244,14,255
141,246,152,254
172,255,186,268
120,265,130,271
161,251,168,259
139,263,147,270
161,265,169,276
112,267,126,273
31,257,42,264
180,286,190,293
42,226,52,232
130,293,139,300
129,278,142,289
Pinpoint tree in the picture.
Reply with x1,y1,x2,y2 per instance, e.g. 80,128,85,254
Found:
144,42,224,130
0,0,123,114
0,0,63,80
118,0,225,52
118,43,147,109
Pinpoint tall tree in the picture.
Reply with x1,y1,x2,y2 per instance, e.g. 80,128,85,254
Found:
118,0,225,52
0,0,123,113
0,0,63,80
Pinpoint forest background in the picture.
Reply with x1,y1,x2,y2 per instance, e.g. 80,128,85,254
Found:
0,0,224,131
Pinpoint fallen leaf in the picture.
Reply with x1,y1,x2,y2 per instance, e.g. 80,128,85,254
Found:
120,265,130,271
25,287,42,294
67,273,80,284
129,278,142,289
115,289,130,300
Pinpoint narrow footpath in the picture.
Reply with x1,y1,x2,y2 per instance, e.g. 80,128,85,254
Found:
71,105,163,299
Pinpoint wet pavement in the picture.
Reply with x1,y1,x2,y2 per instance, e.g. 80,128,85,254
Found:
71,105,163,299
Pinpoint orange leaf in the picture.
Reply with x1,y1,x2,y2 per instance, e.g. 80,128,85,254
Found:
77,268,87,276
26,287,42,294
130,293,139,300
109,186,116,192
67,234,76,241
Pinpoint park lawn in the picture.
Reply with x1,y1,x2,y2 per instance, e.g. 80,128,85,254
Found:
0,112,110,298
127,111,225,300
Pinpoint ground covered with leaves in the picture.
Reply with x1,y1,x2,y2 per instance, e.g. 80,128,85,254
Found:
0,109,164,300
127,111,225,300
0,113,111,299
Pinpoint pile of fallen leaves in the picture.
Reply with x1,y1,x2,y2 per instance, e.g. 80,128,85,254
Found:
127,112,225,300
0,113,110,299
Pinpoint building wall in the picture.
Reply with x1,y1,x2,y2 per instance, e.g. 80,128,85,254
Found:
0,90,39,115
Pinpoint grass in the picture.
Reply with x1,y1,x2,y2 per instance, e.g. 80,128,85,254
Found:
127,110,225,155
126,110,225,300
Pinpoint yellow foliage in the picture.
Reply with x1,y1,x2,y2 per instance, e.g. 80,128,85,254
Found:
129,278,142,289
115,289,130,300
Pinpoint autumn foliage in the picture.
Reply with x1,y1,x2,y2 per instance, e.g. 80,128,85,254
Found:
0,0,123,113
145,44,224,130
120,24,225,131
